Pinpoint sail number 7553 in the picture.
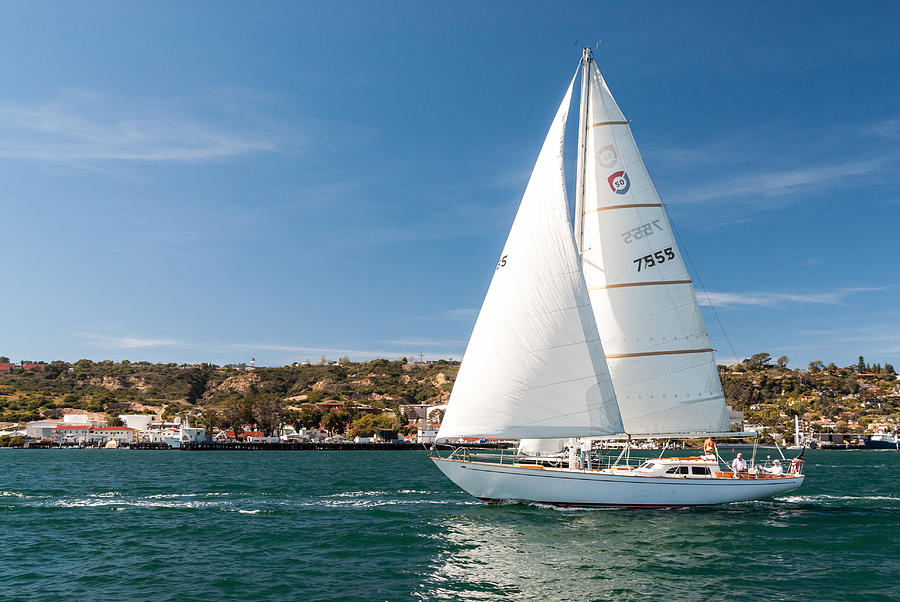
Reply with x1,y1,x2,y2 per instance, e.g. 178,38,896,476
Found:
633,247,675,272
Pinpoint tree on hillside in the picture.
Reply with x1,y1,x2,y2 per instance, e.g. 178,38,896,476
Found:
295,406,323,429
808,360,824,373
223,396,254,434
858,356,865,373
198,408,222,432
776,355,790,369
348,413,398,438
322,410,349,434
252,394,287,436
305,390,326,404
0,356,9,363
744,353,772,370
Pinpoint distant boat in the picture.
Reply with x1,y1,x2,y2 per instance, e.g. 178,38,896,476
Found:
865,433,899,450
430,48,804,507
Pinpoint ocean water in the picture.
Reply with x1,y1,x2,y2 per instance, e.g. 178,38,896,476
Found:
1,449,897,601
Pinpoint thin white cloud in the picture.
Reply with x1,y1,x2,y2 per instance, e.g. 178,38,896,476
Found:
796,323,900,357
82,333,183,349
698,287,885,308
0,89,286,162
383,338,466,347
218,342,458,361
680,159,883,205
866,116,900,139
441,308,478,320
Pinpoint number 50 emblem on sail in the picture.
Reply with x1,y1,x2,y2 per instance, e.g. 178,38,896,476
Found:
608,170,630,194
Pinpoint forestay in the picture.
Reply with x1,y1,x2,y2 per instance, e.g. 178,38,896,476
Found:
579,60,730,435
438,72,623,441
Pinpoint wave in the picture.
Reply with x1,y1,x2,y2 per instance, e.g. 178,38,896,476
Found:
779,494,900,503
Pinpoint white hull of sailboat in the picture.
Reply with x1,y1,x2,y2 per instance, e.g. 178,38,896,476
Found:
432,457,803,507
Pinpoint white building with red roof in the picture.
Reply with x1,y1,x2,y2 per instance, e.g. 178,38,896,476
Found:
51,424,91,444
90,427,136,444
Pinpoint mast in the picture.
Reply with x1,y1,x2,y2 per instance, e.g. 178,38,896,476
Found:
573,47,592,253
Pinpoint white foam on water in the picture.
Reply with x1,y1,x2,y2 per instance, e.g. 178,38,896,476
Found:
0,490,26,498
44,496,232,510
145,492,232,499
778,494,900,504
322,490,392,498
301,497,477,509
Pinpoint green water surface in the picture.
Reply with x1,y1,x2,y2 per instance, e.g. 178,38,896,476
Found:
1,449,897,600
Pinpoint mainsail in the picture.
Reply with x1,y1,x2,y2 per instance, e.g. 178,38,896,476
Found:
578,59,731,435
437,73,623,440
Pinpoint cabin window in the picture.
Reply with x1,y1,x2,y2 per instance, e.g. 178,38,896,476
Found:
677,466,690,475
692,466,710,476
666,467,679,474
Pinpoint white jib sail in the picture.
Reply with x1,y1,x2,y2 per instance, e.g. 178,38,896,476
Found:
438,72,623,441
579,60,730,435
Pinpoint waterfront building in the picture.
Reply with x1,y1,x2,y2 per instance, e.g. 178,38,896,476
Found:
399,404,432,422
26,420,61,439
61,413,107,428
417,424,440,444
90,427,136,445
120,415,153,431
52,425,91,444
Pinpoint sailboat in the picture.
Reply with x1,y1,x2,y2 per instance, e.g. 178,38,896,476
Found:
430,49,805,507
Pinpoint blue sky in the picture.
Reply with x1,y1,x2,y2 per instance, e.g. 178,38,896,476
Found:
2,1,899,369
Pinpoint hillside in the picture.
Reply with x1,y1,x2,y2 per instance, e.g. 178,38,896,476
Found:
721,354,899,439
2,353,898,440
0,358,459,425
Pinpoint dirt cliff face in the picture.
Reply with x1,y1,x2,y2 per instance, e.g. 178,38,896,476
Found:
40,408,107,422
104,402,159,414
86,376,125,390
209,371,262,394
85,375,152,392
126,376,152,392
311,379,335,391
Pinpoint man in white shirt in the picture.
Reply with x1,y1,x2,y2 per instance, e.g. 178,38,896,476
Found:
765,459,784,475
731,453,747,478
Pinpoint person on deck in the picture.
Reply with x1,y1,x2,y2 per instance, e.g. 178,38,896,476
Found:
703,437,717,459
764,459,784,475
731,453,747,478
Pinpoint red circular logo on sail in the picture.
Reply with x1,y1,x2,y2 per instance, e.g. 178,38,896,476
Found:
597,144,617,167
608,171,630,195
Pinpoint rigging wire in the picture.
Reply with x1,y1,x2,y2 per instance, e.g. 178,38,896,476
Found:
663,205,740,365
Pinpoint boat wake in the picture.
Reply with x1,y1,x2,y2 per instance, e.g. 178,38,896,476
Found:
2,488,479,513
